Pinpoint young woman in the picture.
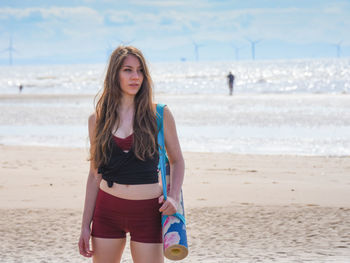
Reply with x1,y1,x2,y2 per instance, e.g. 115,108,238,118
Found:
78,46,185,263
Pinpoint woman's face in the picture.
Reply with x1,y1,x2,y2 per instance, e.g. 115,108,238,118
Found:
119,54,144,97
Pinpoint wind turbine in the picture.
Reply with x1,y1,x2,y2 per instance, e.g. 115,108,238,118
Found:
192,41,204,61
232,44,244,60
246,38,262,60
334,41,342,58
117,38,135,46
106,38,135,59
1,36,17,65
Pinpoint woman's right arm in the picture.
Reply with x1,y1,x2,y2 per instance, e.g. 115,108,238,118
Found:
78,113,101,258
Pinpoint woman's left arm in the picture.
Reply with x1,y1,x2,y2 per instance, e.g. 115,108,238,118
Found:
159,106,185,215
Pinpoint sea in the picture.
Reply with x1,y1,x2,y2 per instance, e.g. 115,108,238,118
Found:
0,58,350,156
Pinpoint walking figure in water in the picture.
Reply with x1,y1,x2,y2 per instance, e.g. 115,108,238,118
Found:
227,72,235,95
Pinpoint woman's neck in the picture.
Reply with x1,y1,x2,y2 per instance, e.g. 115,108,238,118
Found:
114,95,135,136
120,95,135,112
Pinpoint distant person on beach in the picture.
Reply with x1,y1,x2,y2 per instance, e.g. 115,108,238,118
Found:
19,84,23,93
227,72,235,95
78,46,185,262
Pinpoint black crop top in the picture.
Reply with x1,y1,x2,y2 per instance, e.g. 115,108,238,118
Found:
97,137,159,187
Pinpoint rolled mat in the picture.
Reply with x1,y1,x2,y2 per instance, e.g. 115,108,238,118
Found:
157,103,188,260
162,176,188,261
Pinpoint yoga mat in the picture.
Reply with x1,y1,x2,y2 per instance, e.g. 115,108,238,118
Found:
162,171,188,261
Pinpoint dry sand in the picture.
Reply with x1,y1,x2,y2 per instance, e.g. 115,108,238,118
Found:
1,145,350,262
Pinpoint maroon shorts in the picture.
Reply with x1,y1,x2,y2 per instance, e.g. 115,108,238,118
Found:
91,189,162,243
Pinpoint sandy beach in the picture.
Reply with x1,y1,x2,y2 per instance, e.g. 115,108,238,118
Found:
1,145,350,262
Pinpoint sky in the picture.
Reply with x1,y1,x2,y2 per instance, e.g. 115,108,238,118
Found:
0,0,349,65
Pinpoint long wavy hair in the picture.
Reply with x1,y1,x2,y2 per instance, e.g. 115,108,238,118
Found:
90,46,158,169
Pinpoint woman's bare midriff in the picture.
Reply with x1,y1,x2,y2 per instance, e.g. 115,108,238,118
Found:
99,179,163,200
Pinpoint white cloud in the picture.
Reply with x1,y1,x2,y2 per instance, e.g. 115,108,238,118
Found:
0,6,103,24
128,0,212,8
1,2,349,62
2,4,349,46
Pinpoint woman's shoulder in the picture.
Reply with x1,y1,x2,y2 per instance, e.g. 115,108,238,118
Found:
153,103,169,111
88,113,97,138
163,106,173,121
154,103,172,119
89,112,96,121
88,113,97,127
154,104,174,125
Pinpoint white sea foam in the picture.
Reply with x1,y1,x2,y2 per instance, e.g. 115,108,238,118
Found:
1,58,350,95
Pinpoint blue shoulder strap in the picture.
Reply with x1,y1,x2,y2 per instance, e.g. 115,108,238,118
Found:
156,104,186,225
156,104,167,200
156,104,164,131
157,104,169,164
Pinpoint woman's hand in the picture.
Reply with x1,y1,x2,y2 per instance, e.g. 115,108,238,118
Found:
159,195,178,215
78,227,93,257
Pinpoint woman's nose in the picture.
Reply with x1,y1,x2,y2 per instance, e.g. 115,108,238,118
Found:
131,70,139,79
